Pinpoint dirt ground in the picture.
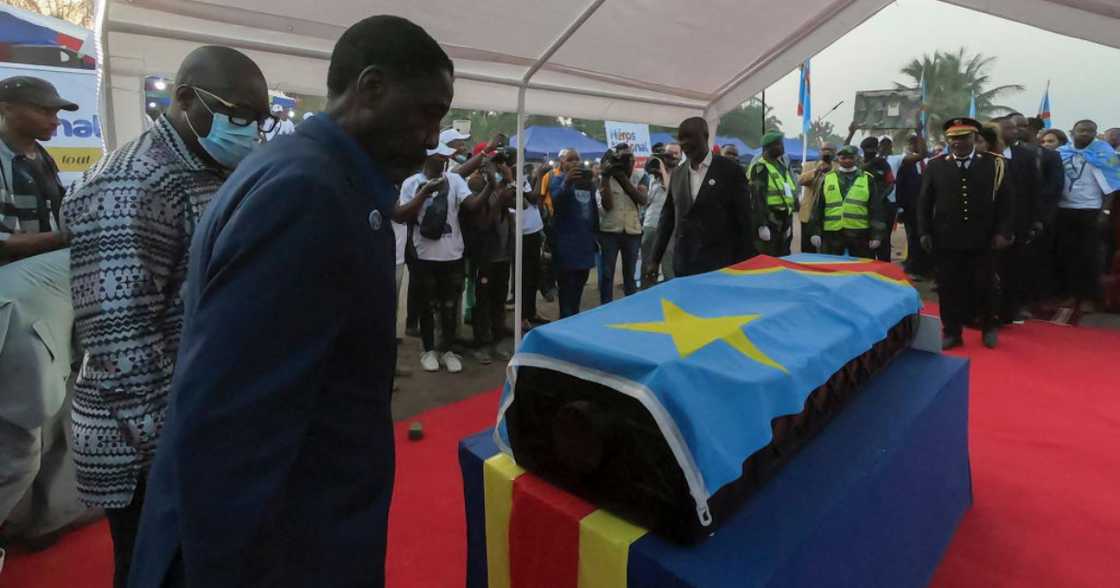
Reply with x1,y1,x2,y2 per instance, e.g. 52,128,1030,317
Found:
391,224,1120,423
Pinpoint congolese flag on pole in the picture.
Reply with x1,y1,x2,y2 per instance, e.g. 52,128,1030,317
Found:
1037,81,1052,129
496,254,921,529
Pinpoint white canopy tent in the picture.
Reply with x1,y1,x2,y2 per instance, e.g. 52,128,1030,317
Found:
97,0,1120,344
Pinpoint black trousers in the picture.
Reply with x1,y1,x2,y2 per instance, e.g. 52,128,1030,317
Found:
415,258,465,352
520,231,543,319
822,229,872,258
1054,208,1100,300
106,470,147,588
755,217,794,257
996,240,1030,322
935,249,997,336
903,215,934,275
557,269,590,318
873,202,898,262
474,260,511,345
405,258,422,330
800,223,819,253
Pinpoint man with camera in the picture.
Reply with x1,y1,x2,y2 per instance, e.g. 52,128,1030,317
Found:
641,143,682,283
597,143,648,303
550,149,599,317
797,143,837,253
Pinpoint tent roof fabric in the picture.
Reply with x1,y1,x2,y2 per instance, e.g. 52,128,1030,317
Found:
508,126,607,160
102,0,1120,140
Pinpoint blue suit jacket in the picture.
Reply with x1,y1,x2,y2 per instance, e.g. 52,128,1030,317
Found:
130,115,398,587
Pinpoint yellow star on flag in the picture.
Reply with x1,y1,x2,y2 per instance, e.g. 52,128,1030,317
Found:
609,298,787,373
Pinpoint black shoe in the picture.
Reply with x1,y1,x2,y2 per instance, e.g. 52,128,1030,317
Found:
527,315,551,325
942,334,964,350
982,329,998,349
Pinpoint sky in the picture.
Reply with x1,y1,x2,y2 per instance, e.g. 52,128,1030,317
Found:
757,0,1119,138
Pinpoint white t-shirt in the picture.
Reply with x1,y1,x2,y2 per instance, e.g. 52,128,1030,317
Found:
399,172,473,261
508,179,543,234
1061,156,1111,210
392,220,407,266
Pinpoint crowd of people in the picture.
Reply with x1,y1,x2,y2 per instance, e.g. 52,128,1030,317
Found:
0,11,1118,587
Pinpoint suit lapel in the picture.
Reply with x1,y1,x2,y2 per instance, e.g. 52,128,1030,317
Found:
673,165,693,214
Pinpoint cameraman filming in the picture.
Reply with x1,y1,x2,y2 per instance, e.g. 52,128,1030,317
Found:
597,143,648,303
641,142,682,284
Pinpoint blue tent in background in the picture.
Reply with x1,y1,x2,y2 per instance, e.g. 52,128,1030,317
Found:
509,126,607,161
747,137,820,162
650,132,752,156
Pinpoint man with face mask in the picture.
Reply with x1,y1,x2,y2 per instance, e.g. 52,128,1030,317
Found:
129,16,454,587
797,142,836,253
61,45,268,588
749,131,797,256
917,117,1015,350
806,145,886,258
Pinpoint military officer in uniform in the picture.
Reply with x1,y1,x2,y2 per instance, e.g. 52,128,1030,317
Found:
749,131,797,256
918,117,1015,349
806,145,887,257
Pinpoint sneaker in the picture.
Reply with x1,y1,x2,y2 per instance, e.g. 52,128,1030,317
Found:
492,346,512,362
442,351,463,373
420,351,440,372
473,347,493,365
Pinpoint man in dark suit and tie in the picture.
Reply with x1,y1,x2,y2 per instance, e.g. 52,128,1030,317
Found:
918,117,1014,350
129,16,454,587
645,117,753,279
996,114,1043,324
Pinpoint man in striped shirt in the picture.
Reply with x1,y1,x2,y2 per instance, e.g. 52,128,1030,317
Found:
61,46,269,588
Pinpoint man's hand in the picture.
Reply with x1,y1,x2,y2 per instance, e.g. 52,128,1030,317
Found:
815,162,831,176
1026,221,1043,244
810,235,822,249
420,176,446,196
992,234,1013,251
920,235,934,253
563,168,586,188
487,133,507,151
758,226,771,242
869,239,881,250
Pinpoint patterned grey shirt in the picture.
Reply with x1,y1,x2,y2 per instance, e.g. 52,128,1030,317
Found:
62,115,225,508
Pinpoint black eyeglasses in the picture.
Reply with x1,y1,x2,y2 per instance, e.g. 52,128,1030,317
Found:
191,86,279,133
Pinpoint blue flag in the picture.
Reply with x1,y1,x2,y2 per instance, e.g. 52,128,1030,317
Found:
797,59,811,136
968,91,977,118
1038,83,1052,129
1060,139,1120,193
496,255,921,526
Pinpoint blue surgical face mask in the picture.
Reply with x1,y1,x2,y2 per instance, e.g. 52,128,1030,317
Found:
184,88,258,169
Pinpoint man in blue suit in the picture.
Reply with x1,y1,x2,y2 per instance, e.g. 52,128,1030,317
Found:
129,16,454,587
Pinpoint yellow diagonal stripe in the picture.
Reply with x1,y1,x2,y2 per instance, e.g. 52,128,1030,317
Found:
578,510,649,588
483,453,525,588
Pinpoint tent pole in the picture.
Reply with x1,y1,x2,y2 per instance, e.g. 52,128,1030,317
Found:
514,86,527,350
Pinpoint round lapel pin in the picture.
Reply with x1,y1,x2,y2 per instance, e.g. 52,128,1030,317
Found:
368,209,383,231
708,178,716,186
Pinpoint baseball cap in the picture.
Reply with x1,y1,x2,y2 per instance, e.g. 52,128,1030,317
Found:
0,76,78,111
440,128,470,143
427,142,457,157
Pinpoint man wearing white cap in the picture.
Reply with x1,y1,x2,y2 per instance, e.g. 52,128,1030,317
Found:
440,127,471,170
395,141,486,372
263,103,296,141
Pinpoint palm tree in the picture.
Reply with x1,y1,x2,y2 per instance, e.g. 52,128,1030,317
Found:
896,48,1023,140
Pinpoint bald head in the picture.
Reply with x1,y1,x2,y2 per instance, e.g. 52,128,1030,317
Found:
678,117,710,164
167,45,269,168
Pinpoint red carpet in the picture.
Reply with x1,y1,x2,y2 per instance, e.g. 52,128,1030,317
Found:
4,319,1119,587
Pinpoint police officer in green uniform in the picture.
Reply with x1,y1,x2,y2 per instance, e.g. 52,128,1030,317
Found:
918,117,1015,350
749,131,797,256
806,145,886,257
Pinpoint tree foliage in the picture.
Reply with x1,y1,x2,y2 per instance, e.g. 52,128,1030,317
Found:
7,0,94,27
896,48,1023,140
717,97,783,148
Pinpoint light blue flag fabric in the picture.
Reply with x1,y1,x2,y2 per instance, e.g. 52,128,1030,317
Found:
1059,139,1120,193
496,254,921,526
